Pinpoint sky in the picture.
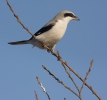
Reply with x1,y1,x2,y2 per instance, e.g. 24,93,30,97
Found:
0,0,107,100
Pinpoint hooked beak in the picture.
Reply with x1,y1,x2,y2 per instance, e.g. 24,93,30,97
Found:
74,16,80,21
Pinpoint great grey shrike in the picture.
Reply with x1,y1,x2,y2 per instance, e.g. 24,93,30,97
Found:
8,10,79,52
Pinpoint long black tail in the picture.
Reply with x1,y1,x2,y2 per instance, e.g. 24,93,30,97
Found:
8,40,29,45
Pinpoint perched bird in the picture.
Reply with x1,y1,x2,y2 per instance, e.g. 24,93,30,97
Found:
8,10,79,52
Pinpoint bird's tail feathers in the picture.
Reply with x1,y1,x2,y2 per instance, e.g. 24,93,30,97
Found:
8,40,29,45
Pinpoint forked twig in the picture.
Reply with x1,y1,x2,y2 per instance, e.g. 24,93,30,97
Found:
62,63,80,93
79,60,94,94
42,65,79,98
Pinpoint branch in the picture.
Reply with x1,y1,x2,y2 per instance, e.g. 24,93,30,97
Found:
79,60,94,94
36,76,51,100
42,65,79,98
6,0,36,39
34,91,39,100
62,63,80,93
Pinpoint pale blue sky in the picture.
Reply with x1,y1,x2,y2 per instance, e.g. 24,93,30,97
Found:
0,0,107,100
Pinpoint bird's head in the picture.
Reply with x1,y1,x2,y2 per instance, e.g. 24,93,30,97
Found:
55,10,80,23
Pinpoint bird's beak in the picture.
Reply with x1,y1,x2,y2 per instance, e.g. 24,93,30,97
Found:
74,16,80,21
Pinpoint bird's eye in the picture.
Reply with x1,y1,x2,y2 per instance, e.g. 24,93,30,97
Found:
64,13,75,17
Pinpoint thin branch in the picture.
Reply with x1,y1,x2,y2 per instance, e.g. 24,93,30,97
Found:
42,65,79,98
79,60,94,93
6,0,36,39
34,91,39,100
62,65,82,100
36,76,51,100
62,63,80,93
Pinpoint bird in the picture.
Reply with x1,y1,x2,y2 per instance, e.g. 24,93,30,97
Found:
8,10,80,52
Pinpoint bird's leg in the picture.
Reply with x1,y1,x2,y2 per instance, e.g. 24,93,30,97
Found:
42,44,50,52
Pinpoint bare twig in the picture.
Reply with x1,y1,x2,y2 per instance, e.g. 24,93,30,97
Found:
34,91,39,100
57,51,79,93
62,63,80,93
36,76,51,100
62,64,82,100
79,60,94,94
6,0,36,39
42,65,79,98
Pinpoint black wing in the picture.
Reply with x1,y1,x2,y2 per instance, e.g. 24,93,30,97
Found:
29,23,55,40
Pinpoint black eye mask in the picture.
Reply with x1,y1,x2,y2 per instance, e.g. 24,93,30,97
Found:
64,13,75,18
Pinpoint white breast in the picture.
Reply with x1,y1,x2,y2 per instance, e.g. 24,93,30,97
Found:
36,20,68,45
